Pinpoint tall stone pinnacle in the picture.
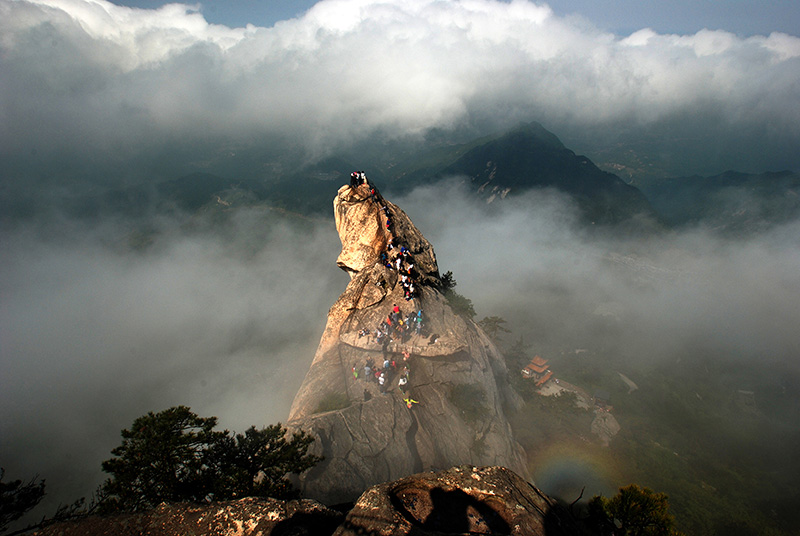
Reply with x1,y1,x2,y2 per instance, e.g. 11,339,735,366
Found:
287,181,527,504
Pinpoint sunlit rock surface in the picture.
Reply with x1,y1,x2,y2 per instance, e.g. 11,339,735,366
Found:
334,465,582,536
33,467,581,536
32,497,343,536
288,182,527,504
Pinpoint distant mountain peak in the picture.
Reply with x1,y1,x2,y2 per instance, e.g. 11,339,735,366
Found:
440,122,656,224
503,121,567,150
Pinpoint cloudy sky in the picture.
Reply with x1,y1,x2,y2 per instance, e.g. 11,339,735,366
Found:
2,0,800,519
1,0,799,183
107,0,800,36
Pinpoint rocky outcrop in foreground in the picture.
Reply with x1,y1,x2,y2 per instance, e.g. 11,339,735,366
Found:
35,466,584,536
32,497,343,536
334,465,582,536
287,182,527,504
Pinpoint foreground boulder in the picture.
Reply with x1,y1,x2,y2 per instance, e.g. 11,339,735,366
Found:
335,465,581,536
34,466,584,536
287,182,527,504
32,497,343,536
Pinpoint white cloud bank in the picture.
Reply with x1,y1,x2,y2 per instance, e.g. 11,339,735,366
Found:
1,0,799,174
0,210,347,508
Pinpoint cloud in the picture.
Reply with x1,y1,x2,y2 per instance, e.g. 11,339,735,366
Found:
0,209,347,510
3,0,799,515
1,0,799,177
396,179,800,365
2,177,800,511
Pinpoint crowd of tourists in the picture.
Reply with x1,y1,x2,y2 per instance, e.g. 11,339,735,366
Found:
352,344,418,408
348,171,427,408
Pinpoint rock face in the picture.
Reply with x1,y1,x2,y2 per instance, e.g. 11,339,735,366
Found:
33,467,584,536
334,465,583,536
287,182,527,504
32,497,343,536
591,411,621,447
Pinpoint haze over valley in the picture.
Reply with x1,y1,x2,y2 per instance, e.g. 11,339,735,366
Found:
2,1,799,534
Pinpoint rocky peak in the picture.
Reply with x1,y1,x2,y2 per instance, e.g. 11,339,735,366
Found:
287,179,527,504
333,182,439,283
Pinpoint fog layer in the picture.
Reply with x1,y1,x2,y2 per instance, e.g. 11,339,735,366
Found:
398,181,800,366
3,182,799,510
0,210,346,507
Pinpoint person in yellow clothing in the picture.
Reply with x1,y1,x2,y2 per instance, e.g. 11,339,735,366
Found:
403,396,419,409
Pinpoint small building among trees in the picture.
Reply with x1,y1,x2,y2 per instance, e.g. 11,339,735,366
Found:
521,355,553,386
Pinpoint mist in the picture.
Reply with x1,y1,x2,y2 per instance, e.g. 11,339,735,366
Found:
2,178,800,513
397,180,800,368
0,208,347,510
2,0,800,519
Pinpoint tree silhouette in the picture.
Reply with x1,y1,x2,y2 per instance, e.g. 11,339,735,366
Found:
0,469,45,533
210,425,322,500
588,484,681,536
440,271,476,319
478,316,511,343
100,406,321,512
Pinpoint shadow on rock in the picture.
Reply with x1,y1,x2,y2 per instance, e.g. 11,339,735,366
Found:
271,509,344,536
392,486,511,534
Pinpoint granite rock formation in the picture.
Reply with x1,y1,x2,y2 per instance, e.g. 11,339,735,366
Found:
33,466,584,536
287,182,527,505
334,465,583,536
32,497,343,536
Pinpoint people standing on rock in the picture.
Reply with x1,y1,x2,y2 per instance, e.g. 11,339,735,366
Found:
401,321,412,343
350,171,360,188
378,371,386,393
398,375,408,394
352,366,359,380
382,335,391,354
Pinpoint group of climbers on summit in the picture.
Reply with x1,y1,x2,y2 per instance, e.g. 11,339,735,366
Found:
349,170,421,301
347,171,426,409
349,170,369,188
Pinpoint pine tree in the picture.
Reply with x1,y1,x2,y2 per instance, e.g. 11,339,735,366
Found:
100,406,321,512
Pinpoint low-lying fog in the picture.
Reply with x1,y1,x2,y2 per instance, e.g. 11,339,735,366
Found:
2,180,799,511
